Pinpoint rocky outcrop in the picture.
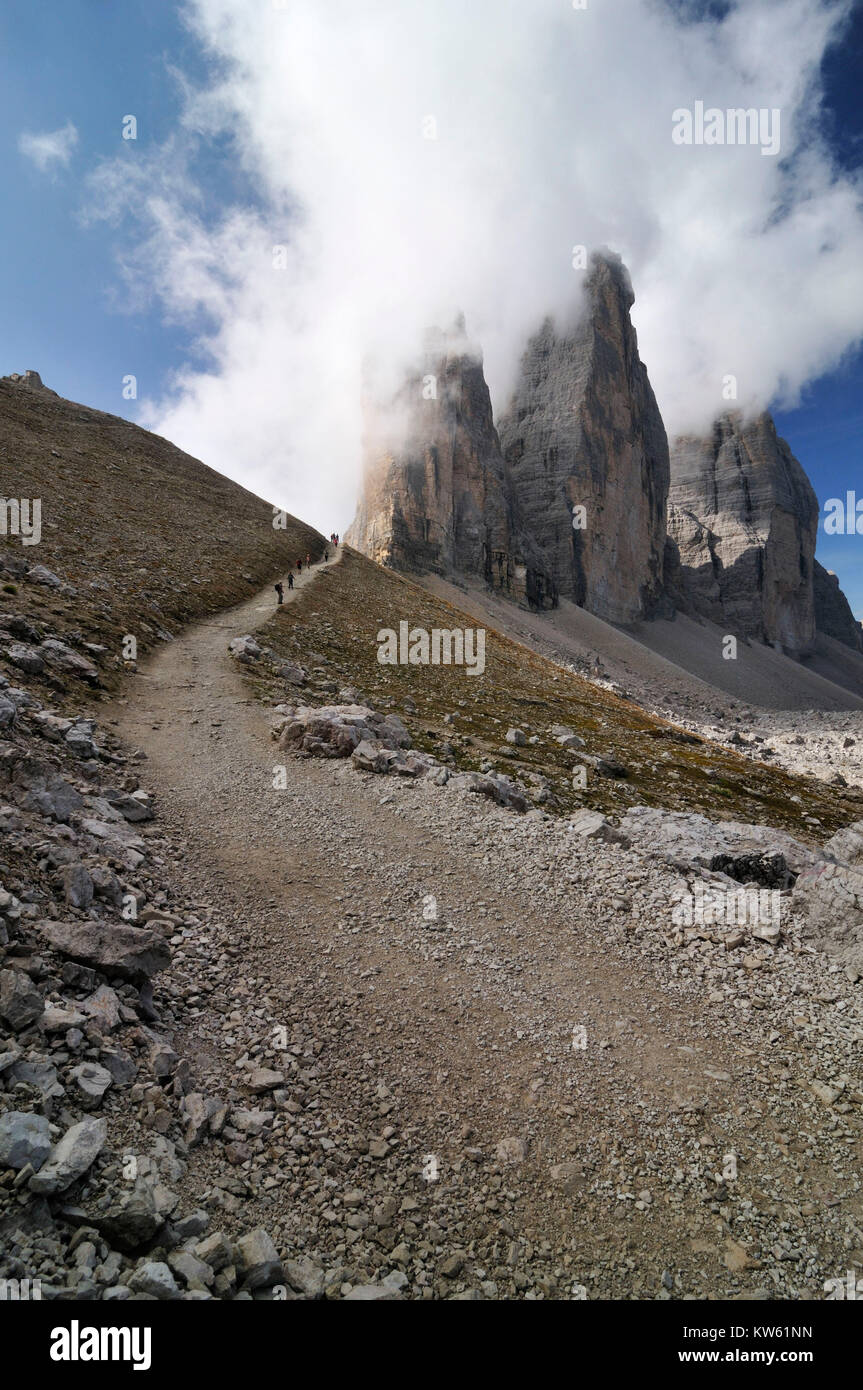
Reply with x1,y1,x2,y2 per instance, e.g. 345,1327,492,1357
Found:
793,818,863,976
617,805,826,881
1,369,55,394
347,320,555,608
813,559,863,651
666,412,818,653
496,251,670,623
275,703,412,759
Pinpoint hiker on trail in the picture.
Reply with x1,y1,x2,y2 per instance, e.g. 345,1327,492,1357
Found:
287,572,294,590
297,558,302,573
274,580,284,605
324,548,329,562
306,552,311,567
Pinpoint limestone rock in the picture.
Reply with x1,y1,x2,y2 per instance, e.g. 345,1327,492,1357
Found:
813,559,863,652
3,369,46,390
6,755,83,822
27,564,63,589
6,642,44,674
128,1260,180,1300
283,1256,324,1298
96,1177,167,1250
824,819,863,865
793,860,863,975
0,968,44,1031
666,412,817,653
28,1117,107,1195
235,1228,283,1289
495,1136,529,1164
63,864,94,909
36,918,171,980
278,704,411,759
569,809,629,845
70,1061,113,1108
497,250,669,622
449,770,528,812
618,805,825,879
39,638,99,682
228,635,262,663
81,983,122,1031
0,1111,52,1171
347,317,555,609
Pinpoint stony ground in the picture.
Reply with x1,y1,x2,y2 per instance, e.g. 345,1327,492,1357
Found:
2,433,862,1299
95,552,862,1300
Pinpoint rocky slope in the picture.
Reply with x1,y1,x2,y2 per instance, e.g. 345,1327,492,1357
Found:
495,251,670,623
203,547,863,1300
0,371,323,663
2,373,862,1304
814,559,863,652
347,322,555,609
346,252,859,682
0,373,329,1300
665,412,819,654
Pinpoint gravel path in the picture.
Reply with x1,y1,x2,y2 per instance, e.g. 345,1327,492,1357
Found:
106,555,863,1299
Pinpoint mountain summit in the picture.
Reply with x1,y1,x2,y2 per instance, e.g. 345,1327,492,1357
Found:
496,250,670,623
346,320,555,608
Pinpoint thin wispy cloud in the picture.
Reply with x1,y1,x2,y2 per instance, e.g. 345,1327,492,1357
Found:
19,120,79,174
84,0,863,531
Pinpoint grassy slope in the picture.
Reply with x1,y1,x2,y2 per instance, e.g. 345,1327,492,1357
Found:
0,380,324,703
249,546,863,838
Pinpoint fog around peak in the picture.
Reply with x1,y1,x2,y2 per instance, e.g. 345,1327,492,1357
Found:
85,0,863,530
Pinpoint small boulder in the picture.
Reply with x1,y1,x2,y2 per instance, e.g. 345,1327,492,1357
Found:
0,968,44,1031
28,1117,107,1195
495,1136,528,1165
228,635,262,663
129,1260,180,1300
0,1111,52,1171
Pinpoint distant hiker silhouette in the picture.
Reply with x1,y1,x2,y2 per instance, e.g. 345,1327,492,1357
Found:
274,581,284,605
287,572,294,590
297,558,302,573
306,552,311,567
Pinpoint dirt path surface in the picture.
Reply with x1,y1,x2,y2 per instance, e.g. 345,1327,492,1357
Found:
106,555,863,1300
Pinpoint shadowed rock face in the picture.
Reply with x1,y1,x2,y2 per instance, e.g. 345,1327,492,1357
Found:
814,559,863,651
346,321,556,609
666,412,819,654
495,251,670,624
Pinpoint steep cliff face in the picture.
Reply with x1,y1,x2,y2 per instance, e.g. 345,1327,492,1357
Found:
814,559,863,651
666,412,818,653
495,251,670,624
347,322,556,608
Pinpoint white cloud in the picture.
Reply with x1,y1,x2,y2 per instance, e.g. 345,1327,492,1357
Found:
84,0,863,534
19,120,79,173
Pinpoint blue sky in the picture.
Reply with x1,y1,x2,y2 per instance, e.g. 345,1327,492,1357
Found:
0,2,208,416
1,0,862,614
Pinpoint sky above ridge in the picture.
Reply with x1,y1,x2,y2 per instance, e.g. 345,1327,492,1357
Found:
1,0,862,612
